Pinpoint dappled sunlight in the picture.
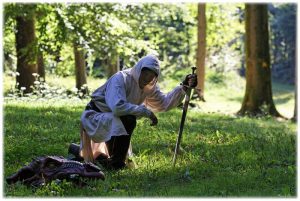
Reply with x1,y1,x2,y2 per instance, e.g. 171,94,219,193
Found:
3,1,296,197
191,78,294,118
4,100,296,196
126,110,295,196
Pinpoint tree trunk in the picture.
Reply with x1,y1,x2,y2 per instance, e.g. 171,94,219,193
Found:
105,53,119,78
37,49,45,82
73,43,88,96
292,46,297,122
238,4,282,117
15,15,38,93
292,89,297,122
195,3,206,101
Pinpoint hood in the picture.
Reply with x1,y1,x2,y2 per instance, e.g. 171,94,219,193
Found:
130,54,160,85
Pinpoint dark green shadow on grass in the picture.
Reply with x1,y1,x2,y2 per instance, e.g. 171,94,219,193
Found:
3,105,296,197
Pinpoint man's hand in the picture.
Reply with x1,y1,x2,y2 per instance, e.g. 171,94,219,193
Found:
149,111,158,126
182,74,198,90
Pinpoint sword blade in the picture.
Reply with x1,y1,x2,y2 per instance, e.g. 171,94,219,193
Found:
172,88,192,166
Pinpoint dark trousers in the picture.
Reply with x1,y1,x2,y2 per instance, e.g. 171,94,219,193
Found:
106,115,136,164
85,101,136,168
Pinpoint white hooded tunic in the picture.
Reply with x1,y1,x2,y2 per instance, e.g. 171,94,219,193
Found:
81,55,186,143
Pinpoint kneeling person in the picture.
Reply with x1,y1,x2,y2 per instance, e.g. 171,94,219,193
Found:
72,54,197,170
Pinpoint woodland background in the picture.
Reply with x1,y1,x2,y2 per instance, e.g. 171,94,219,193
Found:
3,2,297,197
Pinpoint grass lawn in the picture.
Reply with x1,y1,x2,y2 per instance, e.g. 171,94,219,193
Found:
3,73,297,197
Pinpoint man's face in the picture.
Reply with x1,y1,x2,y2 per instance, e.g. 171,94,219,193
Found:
139,68,157,89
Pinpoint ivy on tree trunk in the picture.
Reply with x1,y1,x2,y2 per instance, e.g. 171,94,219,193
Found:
15,15,38,93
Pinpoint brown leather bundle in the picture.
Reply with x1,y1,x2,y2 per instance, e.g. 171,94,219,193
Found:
6,156,105,187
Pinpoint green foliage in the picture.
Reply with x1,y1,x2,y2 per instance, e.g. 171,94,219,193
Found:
3,4,17,72
206,4,245,73
122,3,197,71
3,27,16,72
35,4,66,58
269,4,296,84
54,43,75,77
3,3,198,77
206,4,244,49
4,73,90,99
4,3,37,19
3,2,296,85
55,3,156,66
167,66,190,81
3,73,107,98
206,70,226,85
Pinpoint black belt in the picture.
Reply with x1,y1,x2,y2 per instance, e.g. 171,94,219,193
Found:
85,101,102,112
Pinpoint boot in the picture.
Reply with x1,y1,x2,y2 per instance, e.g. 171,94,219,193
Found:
96,158,126,171
104,135,130,170
68,143,83,162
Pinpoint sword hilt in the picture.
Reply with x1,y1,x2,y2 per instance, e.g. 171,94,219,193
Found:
179,67,197,89
191,67,197,75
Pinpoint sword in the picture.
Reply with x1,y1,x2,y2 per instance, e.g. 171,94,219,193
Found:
172,67,197,166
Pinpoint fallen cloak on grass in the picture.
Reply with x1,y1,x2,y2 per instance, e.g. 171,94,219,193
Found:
6,155,105,187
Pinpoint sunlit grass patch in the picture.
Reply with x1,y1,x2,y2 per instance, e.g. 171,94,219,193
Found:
3,101,296,197
3,69,296,197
